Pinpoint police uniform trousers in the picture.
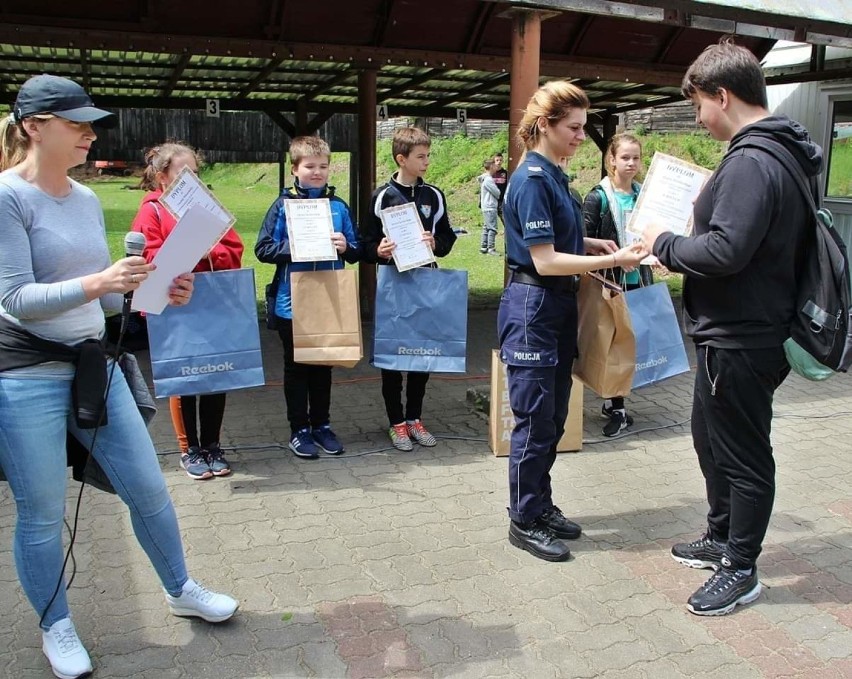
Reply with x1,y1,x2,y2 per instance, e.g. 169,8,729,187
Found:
497,281,578,524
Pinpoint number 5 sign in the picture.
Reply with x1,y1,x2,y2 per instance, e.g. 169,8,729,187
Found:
456,109,467,124
206,99,220,118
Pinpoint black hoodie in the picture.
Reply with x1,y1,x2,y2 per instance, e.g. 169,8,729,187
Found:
653,116,823,349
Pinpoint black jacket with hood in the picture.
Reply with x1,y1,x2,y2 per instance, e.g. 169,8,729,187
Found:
653,116,823,349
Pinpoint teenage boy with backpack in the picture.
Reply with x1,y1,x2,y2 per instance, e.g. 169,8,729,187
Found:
642,40,823,616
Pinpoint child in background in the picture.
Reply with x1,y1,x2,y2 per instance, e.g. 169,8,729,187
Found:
255,136,362,460
479,158,501,255
492,152,509,226
362,127,457,452
132,142,244,478
582,132,651,437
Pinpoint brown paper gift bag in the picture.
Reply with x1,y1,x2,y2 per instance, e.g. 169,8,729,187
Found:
291,269,363,368
573,274,636,398
489,350,583,456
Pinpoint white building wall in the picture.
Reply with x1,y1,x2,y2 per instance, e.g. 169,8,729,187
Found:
767,80,852,251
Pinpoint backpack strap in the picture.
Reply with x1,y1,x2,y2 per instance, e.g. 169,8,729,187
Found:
595,186,608,220
737,139,821,221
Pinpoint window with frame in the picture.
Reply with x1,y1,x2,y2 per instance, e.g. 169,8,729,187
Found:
826,99,852,200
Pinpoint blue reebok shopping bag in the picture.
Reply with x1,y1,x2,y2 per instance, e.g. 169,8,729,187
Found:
146,269,265,397
625,282,690,389
372,266,468,373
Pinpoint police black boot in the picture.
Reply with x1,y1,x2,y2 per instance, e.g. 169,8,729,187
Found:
508,519,571,562
540,506,582,540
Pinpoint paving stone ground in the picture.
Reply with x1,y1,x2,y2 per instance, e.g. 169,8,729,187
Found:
2,307,851,678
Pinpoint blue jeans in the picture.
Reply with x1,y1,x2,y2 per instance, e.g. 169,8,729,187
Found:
0,364,188,629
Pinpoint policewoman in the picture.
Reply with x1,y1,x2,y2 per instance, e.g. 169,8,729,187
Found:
499,80,647,562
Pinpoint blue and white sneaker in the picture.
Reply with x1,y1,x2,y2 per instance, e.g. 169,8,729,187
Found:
312,425,344,455
289,428,319,459
181,447,213,480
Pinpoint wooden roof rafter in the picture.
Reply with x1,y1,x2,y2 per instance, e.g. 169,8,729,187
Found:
372,0,396,48
465,3,498,54
79,48,90,90
379,68,439,102
432,72,511,108
302,68,355,103
236,56,286,99
161,52,192,97
563,14,594,55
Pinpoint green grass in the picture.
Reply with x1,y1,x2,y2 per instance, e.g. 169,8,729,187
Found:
827,139,852,198
89,129,725,306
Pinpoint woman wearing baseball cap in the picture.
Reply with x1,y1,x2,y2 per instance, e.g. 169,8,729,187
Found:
0,75,238,678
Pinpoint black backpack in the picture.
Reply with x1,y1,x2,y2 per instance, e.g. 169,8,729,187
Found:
744,140,852,373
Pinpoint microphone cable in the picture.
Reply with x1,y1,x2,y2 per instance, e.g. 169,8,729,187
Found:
38,288,136,629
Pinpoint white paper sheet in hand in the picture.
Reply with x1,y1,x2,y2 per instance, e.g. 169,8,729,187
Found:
132,204,231,314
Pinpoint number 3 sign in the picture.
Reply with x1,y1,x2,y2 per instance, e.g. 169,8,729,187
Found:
206,99,220,118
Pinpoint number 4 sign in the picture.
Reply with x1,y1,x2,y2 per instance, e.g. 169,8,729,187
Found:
376,104,389,121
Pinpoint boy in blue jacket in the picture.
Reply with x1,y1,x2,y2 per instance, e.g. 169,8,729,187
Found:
255,136,362,459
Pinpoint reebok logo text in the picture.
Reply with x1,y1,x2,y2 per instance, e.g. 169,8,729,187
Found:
636,356,668,371
398,347,442,356
180,362,235,376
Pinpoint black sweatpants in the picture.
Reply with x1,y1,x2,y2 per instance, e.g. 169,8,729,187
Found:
278,318,332,433
692,344,790,568
381,369,430,426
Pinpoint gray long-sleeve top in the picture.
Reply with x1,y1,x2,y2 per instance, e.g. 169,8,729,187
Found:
0,171,121,361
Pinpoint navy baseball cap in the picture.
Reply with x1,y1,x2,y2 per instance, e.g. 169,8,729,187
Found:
13,74,116,128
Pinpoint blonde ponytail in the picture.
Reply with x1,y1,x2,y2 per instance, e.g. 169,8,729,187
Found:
0,115,29,172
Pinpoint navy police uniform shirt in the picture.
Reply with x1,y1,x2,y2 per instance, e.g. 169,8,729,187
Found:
503,151,585,272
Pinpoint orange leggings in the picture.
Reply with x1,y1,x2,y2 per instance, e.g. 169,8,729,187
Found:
169,397,189,454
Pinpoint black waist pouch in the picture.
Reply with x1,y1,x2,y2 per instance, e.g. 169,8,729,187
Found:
72,339,108,428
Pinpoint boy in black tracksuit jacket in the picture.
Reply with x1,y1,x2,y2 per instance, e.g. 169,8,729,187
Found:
362,127,457,451
643,41,821,617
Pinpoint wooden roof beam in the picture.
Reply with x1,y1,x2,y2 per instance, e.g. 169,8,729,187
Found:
654,26,684,63
0,25,687,86
379,69,439,102
432,72,510,108
372,0,396,47
465,3,497,54
265,110,296,137
161,53,192,97
564,14,594,56
237,56,286,99
79,48,90,90
302,69,355,103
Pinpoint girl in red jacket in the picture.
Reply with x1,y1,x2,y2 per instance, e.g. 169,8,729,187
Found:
131,142,244,479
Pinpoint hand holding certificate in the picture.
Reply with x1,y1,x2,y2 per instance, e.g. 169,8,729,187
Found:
134,167,236,314
379,203,435,272
133,204,232,314
284,198,338,262
159,166,235,227
625,152,712,263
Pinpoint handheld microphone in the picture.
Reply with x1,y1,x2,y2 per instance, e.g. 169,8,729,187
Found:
122,232,147,321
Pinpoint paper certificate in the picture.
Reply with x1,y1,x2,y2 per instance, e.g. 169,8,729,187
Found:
283,198,338,262
159,166,235,228
379,203,435,272
626,152,712,240
132,204,232,315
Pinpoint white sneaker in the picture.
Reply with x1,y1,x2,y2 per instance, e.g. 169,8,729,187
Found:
41,618,93,679
165,577,239,623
